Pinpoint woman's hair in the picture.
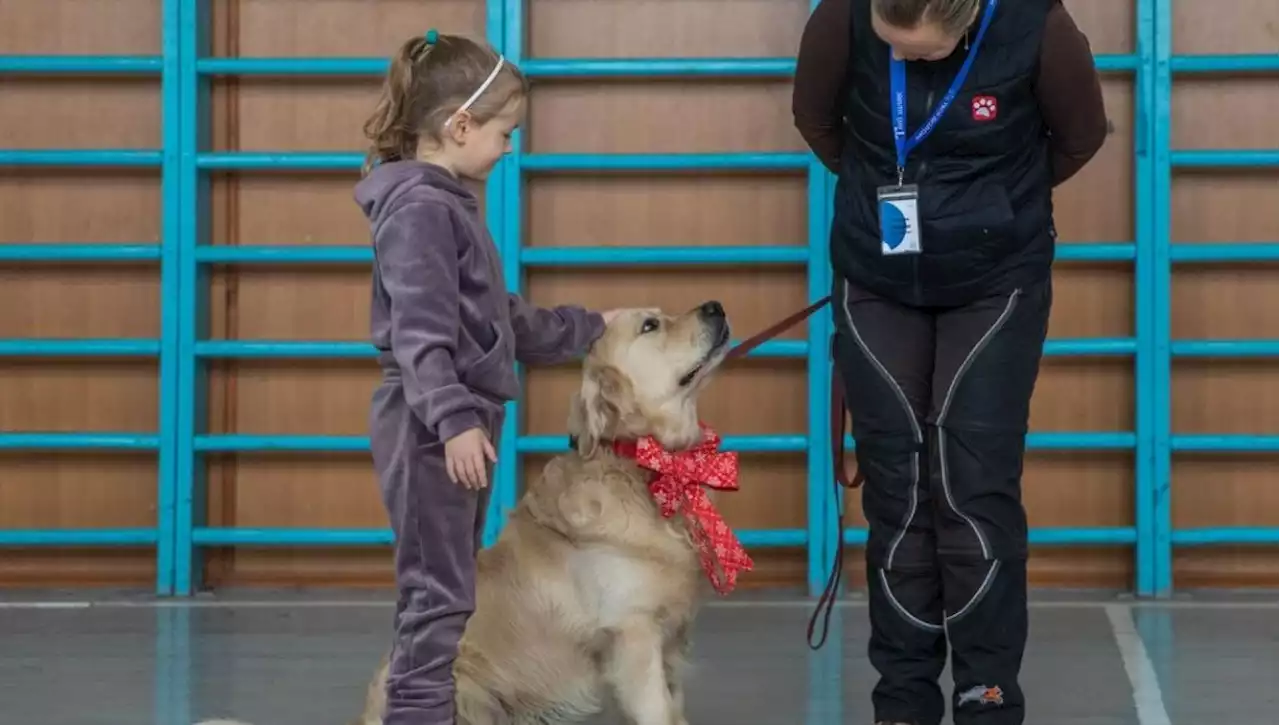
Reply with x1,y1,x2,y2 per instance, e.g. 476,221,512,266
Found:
872,0,981,36
361,32,529,174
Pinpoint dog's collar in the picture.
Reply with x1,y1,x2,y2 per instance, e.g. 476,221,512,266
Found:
564,431,703,455
565,433,640,453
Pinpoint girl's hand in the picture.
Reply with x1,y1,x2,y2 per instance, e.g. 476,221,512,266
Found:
600,309,624,326
444,427,497,490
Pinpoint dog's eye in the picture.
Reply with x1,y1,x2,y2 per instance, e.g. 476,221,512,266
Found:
640,318,660,334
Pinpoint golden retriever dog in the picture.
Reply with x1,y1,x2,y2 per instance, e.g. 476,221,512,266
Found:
197,299,737,725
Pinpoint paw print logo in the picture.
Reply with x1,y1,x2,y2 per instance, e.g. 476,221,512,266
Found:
971,95,998,122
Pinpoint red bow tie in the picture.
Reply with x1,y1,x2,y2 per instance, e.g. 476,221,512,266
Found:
612,424,753,595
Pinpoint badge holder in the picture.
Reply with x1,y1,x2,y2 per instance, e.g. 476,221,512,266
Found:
877,182,921,256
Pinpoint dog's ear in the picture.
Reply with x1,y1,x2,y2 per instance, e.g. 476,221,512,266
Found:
568,364,628,458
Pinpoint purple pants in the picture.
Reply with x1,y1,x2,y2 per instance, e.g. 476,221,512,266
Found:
370,373,501,725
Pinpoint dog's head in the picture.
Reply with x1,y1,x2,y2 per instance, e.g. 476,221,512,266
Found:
568,300,730,457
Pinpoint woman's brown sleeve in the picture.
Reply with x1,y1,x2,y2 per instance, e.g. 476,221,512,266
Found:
1035,2,1110,186
792,0,852,174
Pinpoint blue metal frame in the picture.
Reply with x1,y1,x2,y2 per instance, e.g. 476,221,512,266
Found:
173,0,218,597
0,1,1274,597
491,0,524,552
1133,0,1158,598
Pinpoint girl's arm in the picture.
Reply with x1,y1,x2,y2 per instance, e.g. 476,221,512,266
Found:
378,201,483,443
507,294,606,365
792,0,851,175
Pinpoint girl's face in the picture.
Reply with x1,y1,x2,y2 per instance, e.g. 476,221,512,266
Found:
449,96,523,181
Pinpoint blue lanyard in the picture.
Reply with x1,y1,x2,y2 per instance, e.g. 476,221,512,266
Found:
890,0,999,183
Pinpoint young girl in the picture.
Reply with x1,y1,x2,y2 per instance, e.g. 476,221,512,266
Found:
354,30,618,725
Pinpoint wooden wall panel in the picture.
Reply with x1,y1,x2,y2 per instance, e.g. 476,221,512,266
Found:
0,0,160,55
0,0,162,586
527,175,808,248
230,0,484,57
1167,0,1278,587
527,82,802,154
528,0,812,59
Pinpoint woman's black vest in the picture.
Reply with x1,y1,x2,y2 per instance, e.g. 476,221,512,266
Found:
832,0,1056,307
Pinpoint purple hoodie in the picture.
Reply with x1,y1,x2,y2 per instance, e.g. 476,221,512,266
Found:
355,160,605,443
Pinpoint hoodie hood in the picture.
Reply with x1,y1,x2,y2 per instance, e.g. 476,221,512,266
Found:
354,159,478,226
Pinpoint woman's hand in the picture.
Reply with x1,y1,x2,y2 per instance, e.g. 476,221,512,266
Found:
600,309,624,326
444,427,497,490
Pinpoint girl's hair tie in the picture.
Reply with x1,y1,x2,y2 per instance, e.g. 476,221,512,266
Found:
424,29,439,45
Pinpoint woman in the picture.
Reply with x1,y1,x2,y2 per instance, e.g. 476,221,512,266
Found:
792,1,1106,724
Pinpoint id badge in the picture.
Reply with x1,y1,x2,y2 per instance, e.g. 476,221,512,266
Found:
877,184,921,256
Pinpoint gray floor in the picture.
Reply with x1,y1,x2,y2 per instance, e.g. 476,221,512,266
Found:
0,589,1274,725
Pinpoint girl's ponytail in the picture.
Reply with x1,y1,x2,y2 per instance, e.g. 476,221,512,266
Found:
361,36,432,174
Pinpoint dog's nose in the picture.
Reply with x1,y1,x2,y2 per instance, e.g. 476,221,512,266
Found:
699,300,725,319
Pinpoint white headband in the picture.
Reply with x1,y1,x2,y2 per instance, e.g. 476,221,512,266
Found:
446,55,506,126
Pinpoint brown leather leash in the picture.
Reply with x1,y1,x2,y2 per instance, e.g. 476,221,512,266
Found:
724,298,865,650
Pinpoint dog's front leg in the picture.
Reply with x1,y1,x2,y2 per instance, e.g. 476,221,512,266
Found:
662,622,691,725
605,618,673,725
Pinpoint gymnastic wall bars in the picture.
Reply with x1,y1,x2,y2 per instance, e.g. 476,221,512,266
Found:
0,0,1274,597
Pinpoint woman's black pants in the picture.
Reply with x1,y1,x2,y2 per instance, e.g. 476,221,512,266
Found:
832,274,1052,725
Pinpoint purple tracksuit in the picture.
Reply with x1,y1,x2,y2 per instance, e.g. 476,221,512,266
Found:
355,160,604,725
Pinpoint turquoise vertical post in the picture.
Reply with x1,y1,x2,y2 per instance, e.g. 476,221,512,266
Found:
484,0,524,547
805,118,835,590
1150,0,1175,597
174,0,211,595
156,0,183,597
804,3,843,714
483,0,506,307
804,0,836,599
1132,0,1157,597
805,42,843,723
482,0,509,547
